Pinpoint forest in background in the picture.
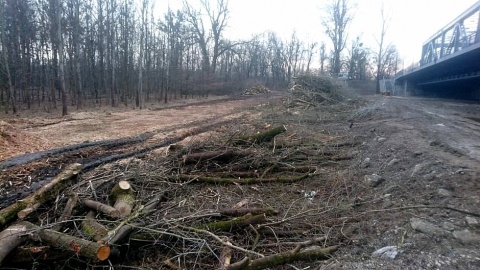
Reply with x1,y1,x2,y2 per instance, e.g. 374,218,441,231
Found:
0,0,400,115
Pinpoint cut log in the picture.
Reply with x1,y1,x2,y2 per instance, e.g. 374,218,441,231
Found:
82,211,108,242
102,192,165,244
7,246,70,263
0,223,29,264
83,199,120,218
19,221,110,261
233,125,286,145
200,214,267,232
0,163,82,229
174,173,312,185
183,150,247,164
219,208,278,217
225,245,338,270
109,180,135,218
0,201,27,230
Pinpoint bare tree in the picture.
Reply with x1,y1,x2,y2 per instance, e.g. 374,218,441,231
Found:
0,0,16,113
55,0,68,115
137,0,148,109
347,36,369,80
183,0,230,74
305,42,318,74
375,4,388,94
322,0,353,75
319,42,327,75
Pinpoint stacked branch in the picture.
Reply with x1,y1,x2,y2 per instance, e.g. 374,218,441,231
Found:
288,75,345,108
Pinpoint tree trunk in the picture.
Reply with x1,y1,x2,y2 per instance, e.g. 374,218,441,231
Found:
20,221,111,261
225,245,338,270
57,0,68,116
0,223,29,264
109,180,135,218
0,1,16,114
83,199,120,218
0,163,82,228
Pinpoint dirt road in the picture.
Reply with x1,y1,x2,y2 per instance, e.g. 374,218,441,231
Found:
336,96,480,269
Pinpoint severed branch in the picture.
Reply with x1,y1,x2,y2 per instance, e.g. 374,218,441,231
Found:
219,208,278,217
0,163,82,228
200,214,267,232
82,211,108,242
232,125,287,145
0,221,110,263
0,223,29,264
225,245,338,270
83,199,120,218
174,173,313,185
183,149,249,164
179,225,264,258
101,193,165,245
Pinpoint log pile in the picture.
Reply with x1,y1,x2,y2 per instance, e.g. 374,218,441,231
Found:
0,124,360,269
288,75,345,108
243,84,271,95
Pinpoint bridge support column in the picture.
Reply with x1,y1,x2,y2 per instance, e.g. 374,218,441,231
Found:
403,80,408,96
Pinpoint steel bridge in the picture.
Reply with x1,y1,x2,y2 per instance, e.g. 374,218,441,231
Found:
396,1,480,98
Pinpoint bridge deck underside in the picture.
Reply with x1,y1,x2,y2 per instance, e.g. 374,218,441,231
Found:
396,43,480,92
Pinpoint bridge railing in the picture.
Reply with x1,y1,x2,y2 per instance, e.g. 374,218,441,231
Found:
420,1,480,66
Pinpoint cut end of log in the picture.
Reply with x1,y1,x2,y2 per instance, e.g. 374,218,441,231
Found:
118,180,131,190
96,245,111,261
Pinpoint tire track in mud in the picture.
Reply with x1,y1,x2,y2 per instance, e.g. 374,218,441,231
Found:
0,109,251,209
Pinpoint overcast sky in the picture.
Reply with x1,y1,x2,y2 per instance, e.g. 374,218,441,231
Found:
157,0,479,67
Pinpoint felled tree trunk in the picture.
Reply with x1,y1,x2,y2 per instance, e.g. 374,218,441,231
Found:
7,246,69,264
183,150,248,164
19,221,110,261
219,208,278,217
82,211,108,242
83,199,120,218
225,245,338,270
109,180,135,218
233,125,286,145
200,214,266,232
0,223,29,264
174,173,311,185
0,163,82,228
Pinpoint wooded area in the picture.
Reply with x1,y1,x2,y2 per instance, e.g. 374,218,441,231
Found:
0,0,400,115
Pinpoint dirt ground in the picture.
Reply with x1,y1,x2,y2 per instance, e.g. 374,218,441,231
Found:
1,91,480,269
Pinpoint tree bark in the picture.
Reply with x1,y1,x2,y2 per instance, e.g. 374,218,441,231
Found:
200,214,267,232
0,163,82,228
82,211,108,242
233,125,286,145
56,0,68,116
174,173,311,185
0,223,29,264
183,150,247,164
101,192,164,244
225,245,338,270
20,221,111,261
109,180,135,218
83,199,120,218
219,208,278,217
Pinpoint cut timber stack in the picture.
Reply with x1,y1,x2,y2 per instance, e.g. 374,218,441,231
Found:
243,84,271,95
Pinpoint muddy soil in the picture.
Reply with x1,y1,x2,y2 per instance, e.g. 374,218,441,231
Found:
333,96,480,269
1,93,480,269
